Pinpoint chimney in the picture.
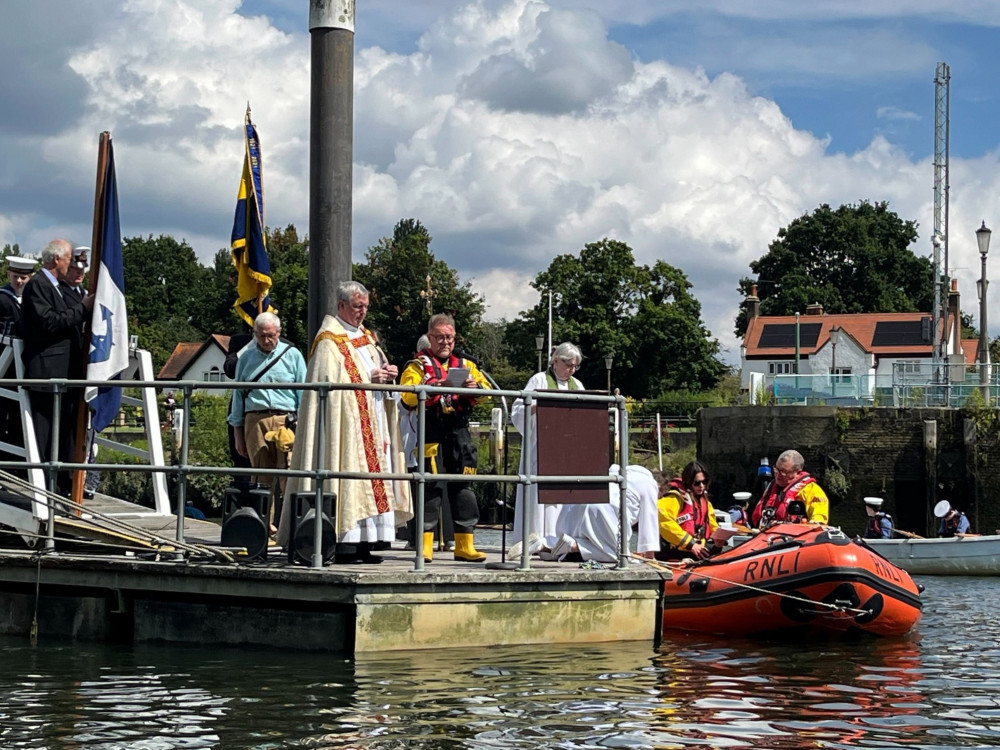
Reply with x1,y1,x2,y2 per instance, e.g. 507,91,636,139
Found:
805,302,824,316
948,278,961,355
746,284,760,320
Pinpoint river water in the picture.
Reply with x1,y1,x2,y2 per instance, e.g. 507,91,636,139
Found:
0,575,997,749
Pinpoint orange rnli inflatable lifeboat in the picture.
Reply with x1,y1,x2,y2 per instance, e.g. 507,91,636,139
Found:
660,523,922,637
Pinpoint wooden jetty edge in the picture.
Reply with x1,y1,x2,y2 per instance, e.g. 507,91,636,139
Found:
0,542,664,653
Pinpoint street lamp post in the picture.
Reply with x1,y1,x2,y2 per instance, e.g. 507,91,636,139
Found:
604,353,613,393
977,221,992,401
535,333,545,373
829,326,840,401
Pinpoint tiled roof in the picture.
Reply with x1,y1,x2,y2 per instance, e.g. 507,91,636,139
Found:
743,311,972,360
157,334,232,379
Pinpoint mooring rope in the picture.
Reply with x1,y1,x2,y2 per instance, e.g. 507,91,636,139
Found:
629,554,874,617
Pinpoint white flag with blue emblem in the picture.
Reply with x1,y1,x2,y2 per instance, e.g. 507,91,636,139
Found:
86,139,129,432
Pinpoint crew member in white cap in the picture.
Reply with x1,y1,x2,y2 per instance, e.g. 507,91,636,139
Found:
0,255,37,335
62,246,88,299
728,491,752,527
0,255,36,451
863,497,893,539
935,500,971,537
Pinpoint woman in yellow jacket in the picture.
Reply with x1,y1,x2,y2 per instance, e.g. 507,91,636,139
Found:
656,460,719,561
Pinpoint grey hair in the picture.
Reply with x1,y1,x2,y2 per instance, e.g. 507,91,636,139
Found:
416,335,430,351
550,342,583,366
337,280,369,303
40,239,72,267
428,312,455,332
254,311,281,332
777,449,804,472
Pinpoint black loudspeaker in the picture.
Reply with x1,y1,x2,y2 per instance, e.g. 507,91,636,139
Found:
220,484,272,561
289,491,337,565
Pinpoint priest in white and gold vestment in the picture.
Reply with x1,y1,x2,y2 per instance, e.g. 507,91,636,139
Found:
277,281,411,564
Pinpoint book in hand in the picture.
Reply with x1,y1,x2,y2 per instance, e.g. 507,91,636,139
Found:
444,367,470,386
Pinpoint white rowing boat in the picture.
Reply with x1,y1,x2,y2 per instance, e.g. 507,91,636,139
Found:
864,534,1000,575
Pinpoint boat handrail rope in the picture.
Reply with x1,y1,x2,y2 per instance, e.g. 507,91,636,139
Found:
629,555,875,617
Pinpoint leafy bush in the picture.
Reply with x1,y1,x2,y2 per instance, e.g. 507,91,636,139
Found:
98,445,155,508
181,393,232,512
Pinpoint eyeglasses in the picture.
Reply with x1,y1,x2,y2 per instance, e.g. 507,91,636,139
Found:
692,479,708,487
557,359,580,370
431,335,455,344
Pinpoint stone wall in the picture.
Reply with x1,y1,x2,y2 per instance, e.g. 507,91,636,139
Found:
697,406,1000,538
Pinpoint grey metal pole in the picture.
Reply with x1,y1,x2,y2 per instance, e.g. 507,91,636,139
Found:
794,312,800,375
175,384,193,552
617,395,629,570
518,392,534,571
932,234,942,393
309,0,354,343
45,384,61,550
980,250,990,401
310,389,328,568
413,390,427,572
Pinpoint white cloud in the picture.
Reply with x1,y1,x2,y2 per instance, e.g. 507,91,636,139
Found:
877,106,921,122
3,0,1000,369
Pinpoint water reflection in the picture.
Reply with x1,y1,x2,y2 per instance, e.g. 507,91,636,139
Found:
0,577,998,747
649,634,929,748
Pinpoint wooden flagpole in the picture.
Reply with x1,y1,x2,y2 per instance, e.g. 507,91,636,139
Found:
70,131,111,506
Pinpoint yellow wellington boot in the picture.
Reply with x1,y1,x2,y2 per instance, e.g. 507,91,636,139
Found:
422,531,435,563
454,532,487,563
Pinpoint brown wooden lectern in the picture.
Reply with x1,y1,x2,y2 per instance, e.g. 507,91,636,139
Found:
535,390,611,505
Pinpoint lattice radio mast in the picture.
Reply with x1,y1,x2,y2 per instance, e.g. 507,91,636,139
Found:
932,62,951,372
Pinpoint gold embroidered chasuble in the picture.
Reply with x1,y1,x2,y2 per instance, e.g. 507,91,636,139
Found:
277,314,412,544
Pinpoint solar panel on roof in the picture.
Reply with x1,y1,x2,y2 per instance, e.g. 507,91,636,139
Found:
872,319,931,347
758,323,822,348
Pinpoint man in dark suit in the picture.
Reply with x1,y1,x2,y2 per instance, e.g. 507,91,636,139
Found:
20,239,94,494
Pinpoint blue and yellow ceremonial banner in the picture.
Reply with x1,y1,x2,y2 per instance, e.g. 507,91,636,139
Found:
231,110,273,325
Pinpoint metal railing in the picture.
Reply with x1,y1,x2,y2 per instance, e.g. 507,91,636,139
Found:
769,364,999,408
0,376,631,572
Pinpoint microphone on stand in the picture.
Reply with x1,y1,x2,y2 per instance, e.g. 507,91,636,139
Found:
455,348,503,402
452,348,480,367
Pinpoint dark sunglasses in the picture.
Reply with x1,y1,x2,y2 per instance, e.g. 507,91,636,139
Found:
692,479,708,487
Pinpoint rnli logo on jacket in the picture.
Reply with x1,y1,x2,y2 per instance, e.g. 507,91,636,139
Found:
677,513,692,523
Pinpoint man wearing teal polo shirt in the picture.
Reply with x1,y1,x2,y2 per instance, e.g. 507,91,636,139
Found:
229,312,306,524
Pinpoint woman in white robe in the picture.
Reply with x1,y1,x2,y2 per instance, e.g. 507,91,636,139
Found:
509,342,584,553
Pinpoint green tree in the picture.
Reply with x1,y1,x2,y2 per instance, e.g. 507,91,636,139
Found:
354,218,486,367
511,239,725,398
197,248,245,338
735,201,932,336
265,224,309,349
123,234,216,368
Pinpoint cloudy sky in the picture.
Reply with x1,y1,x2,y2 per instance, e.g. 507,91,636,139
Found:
3,0,1000,363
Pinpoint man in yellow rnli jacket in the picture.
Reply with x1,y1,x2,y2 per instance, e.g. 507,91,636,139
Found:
751,449,829,529
400,313,491,563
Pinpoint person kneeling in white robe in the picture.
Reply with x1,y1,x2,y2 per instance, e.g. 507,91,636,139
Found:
545,464,660,563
